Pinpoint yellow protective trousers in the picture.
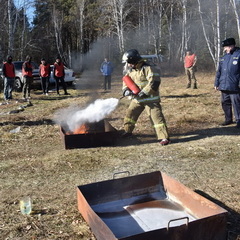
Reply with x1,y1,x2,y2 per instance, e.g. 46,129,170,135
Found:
124,100,169,140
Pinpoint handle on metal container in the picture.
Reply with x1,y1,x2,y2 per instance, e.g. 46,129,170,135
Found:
113,171,130,179
167,216,189,230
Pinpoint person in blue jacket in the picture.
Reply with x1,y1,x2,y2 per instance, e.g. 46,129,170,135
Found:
214,37,240,128
100,58,113,90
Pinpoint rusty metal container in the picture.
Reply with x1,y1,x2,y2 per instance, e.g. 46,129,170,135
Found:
77,171,228,240
60,119,118,149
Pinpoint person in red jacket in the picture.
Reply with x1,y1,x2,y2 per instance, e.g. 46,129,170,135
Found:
39,58,51,95
53,56,69,95
22,55,33,100
2,55,15,101
184,50,198,89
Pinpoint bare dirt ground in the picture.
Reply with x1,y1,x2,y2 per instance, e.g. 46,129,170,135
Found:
0,72,239,240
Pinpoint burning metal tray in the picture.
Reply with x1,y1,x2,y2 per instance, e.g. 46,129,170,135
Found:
60,119,118,149
77,171,228,240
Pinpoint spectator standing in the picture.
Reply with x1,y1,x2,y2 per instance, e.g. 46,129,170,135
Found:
121,49,170,146
2,55,15,101
39,58,51,95
22,55,33,100
184,50,198,89
53,56,69,95
214,37,240,128
100,58,113,90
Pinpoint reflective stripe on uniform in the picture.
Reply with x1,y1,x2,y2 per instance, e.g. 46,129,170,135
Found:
146,72,160,79
137,95,160,103
153,123,166,129
137,82,148,86
124,117,137,124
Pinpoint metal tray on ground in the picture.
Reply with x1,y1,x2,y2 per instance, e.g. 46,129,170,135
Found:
77,171,228,240
60,119,118,149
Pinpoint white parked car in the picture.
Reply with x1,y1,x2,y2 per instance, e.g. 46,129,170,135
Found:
49,65,75,86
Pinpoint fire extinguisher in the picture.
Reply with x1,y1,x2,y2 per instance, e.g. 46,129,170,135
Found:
122,75,140,95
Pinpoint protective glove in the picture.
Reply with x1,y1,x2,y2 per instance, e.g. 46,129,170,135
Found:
123,89,132,97
138,91,147,98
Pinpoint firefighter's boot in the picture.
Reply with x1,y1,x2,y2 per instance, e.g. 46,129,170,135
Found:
193,83,198,89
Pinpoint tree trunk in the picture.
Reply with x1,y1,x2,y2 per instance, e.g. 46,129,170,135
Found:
168,1,174,63
77,0,86,54
181,0,187,61
20,7,26,60
216,0,221,69
8,0,14,55
52,5,63,60
197,0,217,69
111,0,127,54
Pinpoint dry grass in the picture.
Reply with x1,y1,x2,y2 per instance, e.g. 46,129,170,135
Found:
0,72,239,240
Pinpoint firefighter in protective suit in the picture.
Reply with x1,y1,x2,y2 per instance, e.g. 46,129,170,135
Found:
122,49,170,145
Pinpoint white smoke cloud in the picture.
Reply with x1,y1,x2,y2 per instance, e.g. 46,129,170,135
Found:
54,98,119,132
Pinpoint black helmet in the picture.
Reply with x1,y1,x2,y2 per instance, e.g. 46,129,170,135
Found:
7,55,13,62
222,38,236,47
122,49,142,64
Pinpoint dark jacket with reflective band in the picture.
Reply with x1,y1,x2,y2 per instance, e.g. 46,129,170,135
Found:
123,61,161,103
215,47,240,92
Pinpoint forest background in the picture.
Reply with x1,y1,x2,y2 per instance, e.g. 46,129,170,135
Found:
1,0,240,73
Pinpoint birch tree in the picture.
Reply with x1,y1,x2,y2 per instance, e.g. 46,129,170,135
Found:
197,0,220,69
147,0,164,54
76,0,86,54
108,0,132,54
156,1,163,54
8,0,14,55
52,5,64,60
112,0,126,54
216,0,221,69
20,7,26,59
167,0,174,62
181,0,188,60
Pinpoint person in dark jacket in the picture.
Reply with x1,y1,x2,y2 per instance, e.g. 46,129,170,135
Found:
100,58,113,90
214,37,240,128
2,55,15,101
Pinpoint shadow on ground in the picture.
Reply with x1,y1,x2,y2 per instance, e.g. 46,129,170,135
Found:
195,190,240,240
0,118,54,127
171,125,240,144
115,124,240,146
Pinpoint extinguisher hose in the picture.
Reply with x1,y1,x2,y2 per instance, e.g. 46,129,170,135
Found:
119,95,125,100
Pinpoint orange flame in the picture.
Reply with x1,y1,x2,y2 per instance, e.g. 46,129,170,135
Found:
73,124,89,134
65,124,89,135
